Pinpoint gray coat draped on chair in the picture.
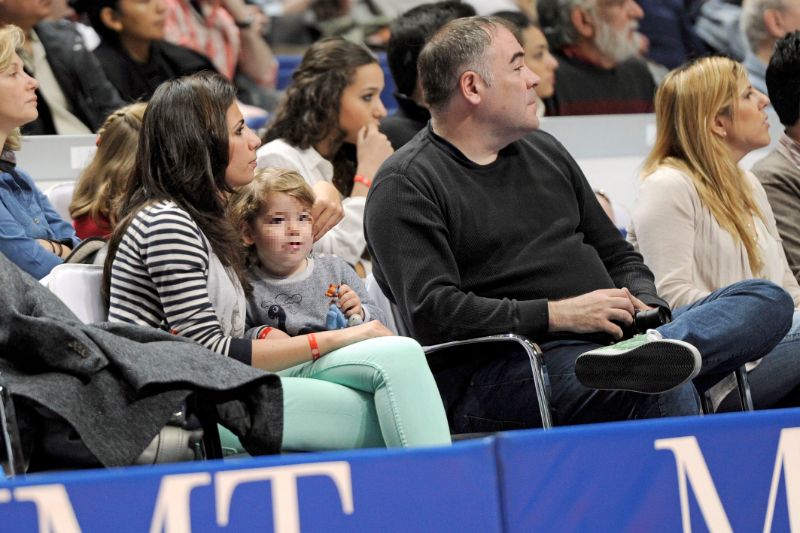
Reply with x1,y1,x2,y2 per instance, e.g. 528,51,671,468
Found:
0,252,282,468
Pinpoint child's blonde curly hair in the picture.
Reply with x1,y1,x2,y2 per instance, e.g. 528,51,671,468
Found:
227,168,316,266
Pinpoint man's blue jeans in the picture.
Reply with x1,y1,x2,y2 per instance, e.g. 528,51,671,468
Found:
438,279,793,433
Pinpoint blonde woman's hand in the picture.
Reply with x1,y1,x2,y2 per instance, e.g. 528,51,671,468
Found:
311,181,344,241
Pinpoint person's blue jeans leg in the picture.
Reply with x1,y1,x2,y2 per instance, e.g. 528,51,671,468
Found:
657,279,793,393
717,310,800,410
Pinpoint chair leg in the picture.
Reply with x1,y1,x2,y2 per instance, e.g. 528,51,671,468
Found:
735,366,754,411
423,334,554,429
700,391,714,415
517,337,553,429
700,365,753,415
189,395,223,460
0,381,25,477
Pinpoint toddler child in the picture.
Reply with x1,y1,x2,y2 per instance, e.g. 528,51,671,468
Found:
229,168,383,337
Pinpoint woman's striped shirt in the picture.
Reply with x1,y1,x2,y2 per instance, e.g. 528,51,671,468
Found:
108,200,251,363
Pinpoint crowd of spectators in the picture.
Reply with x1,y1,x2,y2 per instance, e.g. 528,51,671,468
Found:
2,0,800,469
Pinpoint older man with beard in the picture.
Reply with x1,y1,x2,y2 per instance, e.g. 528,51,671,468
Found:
547,0,655,115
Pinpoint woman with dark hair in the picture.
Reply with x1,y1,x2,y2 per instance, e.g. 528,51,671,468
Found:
106,72,450,450
257,37,394,270
0,24,80,279
76,0,217,102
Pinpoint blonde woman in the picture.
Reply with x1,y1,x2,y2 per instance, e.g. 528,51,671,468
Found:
0,24,80,279
629,56,800,410
69,102,146,239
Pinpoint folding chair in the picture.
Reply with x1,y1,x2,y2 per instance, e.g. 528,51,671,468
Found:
365,274,553,429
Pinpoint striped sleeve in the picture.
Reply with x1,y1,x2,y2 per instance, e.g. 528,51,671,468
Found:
108,202,251,362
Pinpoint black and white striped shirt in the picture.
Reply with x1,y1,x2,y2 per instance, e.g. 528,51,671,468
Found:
108,200,251,363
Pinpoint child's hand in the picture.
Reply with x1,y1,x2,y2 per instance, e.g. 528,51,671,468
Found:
337,284,364,320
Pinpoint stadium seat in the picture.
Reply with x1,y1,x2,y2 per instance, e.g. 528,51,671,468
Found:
365,274,553,429
43,182,75,223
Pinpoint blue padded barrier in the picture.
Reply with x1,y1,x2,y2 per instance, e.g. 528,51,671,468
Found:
496,408,800,532
5,407,800,531
0,439,501,533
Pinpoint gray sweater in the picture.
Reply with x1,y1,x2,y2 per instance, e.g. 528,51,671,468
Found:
246,254,384,335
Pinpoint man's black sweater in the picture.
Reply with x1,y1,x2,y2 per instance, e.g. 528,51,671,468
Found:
365,125,666,346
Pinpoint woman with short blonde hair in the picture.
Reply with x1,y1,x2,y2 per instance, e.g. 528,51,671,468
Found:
0,24,80,279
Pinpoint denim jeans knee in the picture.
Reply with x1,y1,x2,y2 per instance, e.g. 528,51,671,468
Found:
659,279,794,390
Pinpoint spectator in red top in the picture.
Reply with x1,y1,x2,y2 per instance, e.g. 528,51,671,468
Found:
70,102,146,240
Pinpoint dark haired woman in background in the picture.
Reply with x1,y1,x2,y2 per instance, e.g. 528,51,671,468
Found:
77,0,217,102
257,37,394,271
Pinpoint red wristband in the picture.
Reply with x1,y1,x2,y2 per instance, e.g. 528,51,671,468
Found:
257,326,273,340
307,333,321,360
354,174,372,188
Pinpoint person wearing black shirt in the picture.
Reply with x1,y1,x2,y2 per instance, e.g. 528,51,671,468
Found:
80,0,217,102
365,16,793,431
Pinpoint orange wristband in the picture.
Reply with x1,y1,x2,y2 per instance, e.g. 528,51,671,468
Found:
307,332,321,360
257,326,273,340
354,174,372,188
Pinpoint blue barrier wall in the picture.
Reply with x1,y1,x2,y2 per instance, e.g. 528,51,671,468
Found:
2,409,800,532
0,439,501,533
497,409,800,532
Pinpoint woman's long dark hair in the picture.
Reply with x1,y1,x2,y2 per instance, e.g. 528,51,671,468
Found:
263,37,378,196
103,72,248,296
73,0,123,43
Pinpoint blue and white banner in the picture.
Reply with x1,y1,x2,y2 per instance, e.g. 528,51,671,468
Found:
3,408,800,532
497,408,800,532
0,439,501,533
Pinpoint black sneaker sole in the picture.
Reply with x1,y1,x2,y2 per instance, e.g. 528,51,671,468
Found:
575,340,701,394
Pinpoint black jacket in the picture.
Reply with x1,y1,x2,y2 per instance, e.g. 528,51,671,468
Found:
0,252,283,468
380,93,431,151
23,21,125,135
94,39,218,103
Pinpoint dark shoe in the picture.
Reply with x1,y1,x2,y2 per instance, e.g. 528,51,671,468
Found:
575,331,701,394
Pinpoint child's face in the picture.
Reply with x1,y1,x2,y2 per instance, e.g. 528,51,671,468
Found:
244,192,314,277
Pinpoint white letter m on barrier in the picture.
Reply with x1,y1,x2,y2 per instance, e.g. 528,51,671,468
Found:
656,428,800,533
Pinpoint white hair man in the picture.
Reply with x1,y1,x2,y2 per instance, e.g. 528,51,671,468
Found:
741,0,800,94
548,0,655,115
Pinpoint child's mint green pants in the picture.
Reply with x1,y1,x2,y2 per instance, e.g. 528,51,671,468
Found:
220,336,451,453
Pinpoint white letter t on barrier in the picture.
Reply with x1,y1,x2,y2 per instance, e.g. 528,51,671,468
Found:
215,462,354,533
